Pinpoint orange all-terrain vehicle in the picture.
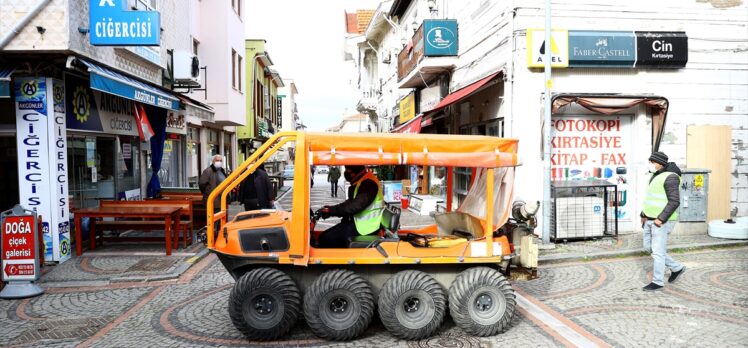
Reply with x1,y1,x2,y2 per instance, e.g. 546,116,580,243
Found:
206,131,538,341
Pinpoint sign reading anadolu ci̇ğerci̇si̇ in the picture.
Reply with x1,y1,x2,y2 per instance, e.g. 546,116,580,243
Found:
89,0,160,46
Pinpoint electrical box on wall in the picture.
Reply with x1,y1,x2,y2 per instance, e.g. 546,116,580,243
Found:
173,50,201,86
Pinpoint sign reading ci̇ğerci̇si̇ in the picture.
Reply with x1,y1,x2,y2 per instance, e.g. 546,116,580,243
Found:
89,0,160,46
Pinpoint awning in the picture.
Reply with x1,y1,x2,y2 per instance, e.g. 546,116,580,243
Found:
177,94,214,123
428,72,501,113
393,114,423,133
77,59,181,110
0,64,13,98
551,93,669,151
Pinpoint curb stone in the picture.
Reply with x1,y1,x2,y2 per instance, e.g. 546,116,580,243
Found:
539,240,748,264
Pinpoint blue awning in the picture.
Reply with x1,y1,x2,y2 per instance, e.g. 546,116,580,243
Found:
0,65,13,98
78,59,180,110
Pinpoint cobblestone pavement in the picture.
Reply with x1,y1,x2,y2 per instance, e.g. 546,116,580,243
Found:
2,245,745,347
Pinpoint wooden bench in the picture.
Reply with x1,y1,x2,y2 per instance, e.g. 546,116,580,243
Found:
96,200,193,248
158,191,207,231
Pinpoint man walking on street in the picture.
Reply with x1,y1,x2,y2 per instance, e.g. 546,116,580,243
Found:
199,155,228,232
641,151,686,291
328,166,341,198
238,163,275,211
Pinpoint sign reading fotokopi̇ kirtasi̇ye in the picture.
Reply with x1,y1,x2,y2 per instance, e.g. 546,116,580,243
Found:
89,0,160,46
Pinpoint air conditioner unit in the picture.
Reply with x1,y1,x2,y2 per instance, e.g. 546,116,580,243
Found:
173,50,200,86
381,50,391,64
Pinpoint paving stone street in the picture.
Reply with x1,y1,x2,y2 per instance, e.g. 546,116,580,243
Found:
1,176,746,347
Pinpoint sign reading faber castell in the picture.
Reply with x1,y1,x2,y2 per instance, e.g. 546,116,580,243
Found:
89,0,161,46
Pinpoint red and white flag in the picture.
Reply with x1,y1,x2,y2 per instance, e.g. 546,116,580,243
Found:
133,103,154,142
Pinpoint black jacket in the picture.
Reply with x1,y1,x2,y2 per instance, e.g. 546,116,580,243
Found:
328,174,378,220
641,162,681,221
238,168,275,209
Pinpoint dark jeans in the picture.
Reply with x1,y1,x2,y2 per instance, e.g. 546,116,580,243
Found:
331,180,339,197
318,221,358,248
243,199,260,211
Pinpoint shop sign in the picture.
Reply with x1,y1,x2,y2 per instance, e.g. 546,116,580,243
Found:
527,29,569,68
14,78,70,262
424,20,458,56
398,25,425,79
550,115,633,221
66,74,139,137
419,85,442,113
1,215,38,281
165,110,186,134
568,31,635,67
399,92,416,124
89,0,161,46
635,31,688,68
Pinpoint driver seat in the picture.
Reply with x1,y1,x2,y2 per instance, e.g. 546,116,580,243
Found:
348,204,401,248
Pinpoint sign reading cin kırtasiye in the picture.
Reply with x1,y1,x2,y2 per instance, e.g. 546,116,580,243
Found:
89,0,161,46
527,30,687,68
2,215,39,282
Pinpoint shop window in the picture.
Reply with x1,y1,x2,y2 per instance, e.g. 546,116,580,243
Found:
67,136,129,209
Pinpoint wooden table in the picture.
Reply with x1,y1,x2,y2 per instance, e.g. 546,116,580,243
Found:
73,206,181,256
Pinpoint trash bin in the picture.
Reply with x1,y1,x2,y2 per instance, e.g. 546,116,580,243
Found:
679,168,711,222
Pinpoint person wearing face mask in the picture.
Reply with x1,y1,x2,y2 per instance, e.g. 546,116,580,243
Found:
315,165,384,248
199,154,229,209
640,151,685,291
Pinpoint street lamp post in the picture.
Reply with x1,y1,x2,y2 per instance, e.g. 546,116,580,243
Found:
542,0,553,244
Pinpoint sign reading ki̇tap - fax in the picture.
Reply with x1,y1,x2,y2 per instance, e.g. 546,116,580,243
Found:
89,0,161,46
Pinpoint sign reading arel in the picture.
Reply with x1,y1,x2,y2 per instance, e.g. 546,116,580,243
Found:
89,0,160,46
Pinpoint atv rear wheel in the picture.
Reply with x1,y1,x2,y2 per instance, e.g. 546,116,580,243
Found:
378,270,446,340
449,267,516,336
303,269,374,341
228,268,301,340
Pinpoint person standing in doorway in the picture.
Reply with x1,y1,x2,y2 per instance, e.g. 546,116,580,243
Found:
641,151,686,291
328,166,341,198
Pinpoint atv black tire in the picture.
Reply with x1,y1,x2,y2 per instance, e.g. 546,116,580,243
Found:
228,268,301,340
449,267,516,336
303,269,374,341
378,270,446,340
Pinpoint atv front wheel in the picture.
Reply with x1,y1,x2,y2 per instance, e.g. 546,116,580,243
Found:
228,268,301,340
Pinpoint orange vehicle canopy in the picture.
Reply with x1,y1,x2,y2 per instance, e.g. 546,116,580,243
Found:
305,132,519,168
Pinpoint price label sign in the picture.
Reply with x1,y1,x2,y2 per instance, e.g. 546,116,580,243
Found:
1,215,38,281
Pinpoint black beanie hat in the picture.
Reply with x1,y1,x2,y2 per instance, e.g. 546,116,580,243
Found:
649,151,668,166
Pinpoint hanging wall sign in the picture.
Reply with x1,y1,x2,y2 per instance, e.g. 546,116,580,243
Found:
635,31,688,68
526,29,569,68
568,31,636,67
89,0,161,46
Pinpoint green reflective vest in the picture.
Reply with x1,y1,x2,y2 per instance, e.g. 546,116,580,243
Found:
353,172,385,235
643,172,680,221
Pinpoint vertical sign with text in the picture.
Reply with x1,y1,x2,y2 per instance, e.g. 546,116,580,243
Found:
49,79,70,261
1,215,38,281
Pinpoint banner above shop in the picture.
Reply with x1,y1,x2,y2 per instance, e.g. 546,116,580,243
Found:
635,31,688,68
568,31,636,67
89,0,161,46
527,29,570,68
79,60,180,110
65,74,139,137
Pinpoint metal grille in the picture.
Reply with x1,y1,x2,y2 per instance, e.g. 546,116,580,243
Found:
551,180,618,241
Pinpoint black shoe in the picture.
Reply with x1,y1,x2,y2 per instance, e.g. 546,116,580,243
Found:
668,266,686,283
643,283,663,291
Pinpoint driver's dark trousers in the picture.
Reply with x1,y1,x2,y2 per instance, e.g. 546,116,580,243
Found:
318,221,359,248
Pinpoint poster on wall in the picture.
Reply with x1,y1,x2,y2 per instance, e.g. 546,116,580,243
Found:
550,115,632,222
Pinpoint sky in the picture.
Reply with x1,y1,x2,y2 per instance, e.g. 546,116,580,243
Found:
245,0,382,131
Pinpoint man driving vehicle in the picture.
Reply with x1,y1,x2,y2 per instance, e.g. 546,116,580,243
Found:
316,165,384,248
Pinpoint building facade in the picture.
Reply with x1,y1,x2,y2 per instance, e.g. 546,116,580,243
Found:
352,0,748,234
0,0,232,262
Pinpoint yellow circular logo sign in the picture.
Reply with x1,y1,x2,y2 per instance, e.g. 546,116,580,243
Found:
73,86,90,123
21,80,38,98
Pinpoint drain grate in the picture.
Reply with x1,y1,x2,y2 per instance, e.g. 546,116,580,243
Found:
126,258,178,272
